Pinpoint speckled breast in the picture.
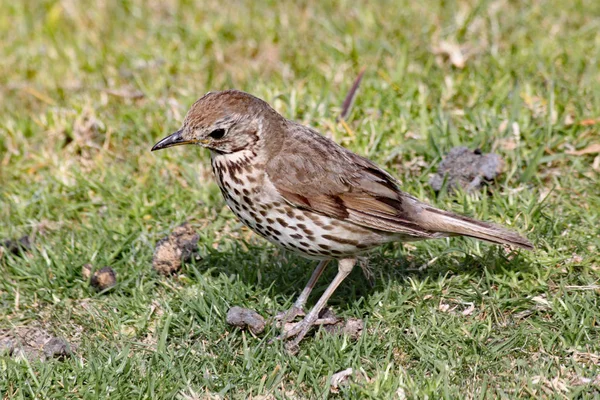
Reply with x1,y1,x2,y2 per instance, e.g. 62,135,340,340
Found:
210,151,391,259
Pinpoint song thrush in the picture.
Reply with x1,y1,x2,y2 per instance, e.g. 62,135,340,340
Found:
152,90,533,347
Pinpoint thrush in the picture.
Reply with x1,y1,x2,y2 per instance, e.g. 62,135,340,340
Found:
152,90,533,347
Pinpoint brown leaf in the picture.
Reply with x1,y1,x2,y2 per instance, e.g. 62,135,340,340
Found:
566,144,600,156
579,118,600,126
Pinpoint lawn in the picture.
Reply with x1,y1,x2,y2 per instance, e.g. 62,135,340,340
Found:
1,0,600,398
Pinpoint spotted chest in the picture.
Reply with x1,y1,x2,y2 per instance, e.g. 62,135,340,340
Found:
210,151,393,259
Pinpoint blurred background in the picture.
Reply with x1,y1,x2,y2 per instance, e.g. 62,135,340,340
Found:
2,0,600,167
1,0,599,398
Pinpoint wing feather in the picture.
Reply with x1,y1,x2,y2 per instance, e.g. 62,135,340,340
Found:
266,123,435,238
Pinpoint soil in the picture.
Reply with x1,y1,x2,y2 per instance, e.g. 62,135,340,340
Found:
0,326,73,361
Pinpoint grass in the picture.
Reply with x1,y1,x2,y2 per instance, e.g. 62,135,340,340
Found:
1,0,599,398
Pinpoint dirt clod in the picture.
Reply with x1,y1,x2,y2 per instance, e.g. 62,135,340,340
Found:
429,147,503,192
0,327,75,361
43,337,71,360
90,266,117,291
0,235,32,257
322,317,365,339
153,222,199,275
226,306,266,335
315,307,364,339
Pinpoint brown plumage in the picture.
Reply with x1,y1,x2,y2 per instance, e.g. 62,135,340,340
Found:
152,89,533,349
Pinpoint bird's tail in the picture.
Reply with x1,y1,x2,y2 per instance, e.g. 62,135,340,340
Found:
413,205,533,250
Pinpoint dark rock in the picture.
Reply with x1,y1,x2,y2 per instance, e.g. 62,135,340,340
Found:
43,337,71,360
226,306,266,335
429,147,504,192
318,307,339,321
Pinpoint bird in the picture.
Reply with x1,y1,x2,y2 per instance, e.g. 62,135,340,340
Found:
151,89,533,348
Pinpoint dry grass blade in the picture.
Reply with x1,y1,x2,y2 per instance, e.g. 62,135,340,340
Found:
339,68,366,121
566,143,600,156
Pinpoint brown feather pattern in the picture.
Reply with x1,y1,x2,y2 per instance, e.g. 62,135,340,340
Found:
266,121,439,238
266,119,532,249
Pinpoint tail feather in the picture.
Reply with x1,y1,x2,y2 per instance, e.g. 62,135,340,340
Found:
414,206,533,250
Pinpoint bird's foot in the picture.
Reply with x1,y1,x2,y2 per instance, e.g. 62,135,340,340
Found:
274,308,340,353
274,305,305,324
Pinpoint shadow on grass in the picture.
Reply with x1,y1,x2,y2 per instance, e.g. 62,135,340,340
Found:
182,238,534,313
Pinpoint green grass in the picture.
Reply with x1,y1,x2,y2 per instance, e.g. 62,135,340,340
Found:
1,0,600,398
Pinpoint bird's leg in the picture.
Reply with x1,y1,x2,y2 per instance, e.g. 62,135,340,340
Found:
278,258,356,346
275,259,330,323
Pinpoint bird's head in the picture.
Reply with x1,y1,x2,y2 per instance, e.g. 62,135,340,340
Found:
152,90,281,155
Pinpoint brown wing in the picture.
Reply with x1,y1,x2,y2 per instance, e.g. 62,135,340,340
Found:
266,123,438,239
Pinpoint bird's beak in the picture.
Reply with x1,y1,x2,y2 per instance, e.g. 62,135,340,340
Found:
151,129,196,151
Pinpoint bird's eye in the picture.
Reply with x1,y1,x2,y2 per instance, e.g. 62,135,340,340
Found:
209,128,226,139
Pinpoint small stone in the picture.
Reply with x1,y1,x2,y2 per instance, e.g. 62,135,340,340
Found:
153,222,200,275
90,266,117,291
43,337,71,360
226,306,266,335
82,263,93,280
0,326,75,361
429,147,504,192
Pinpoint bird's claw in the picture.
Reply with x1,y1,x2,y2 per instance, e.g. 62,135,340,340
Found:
274,305,306,324
272,309,340,352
